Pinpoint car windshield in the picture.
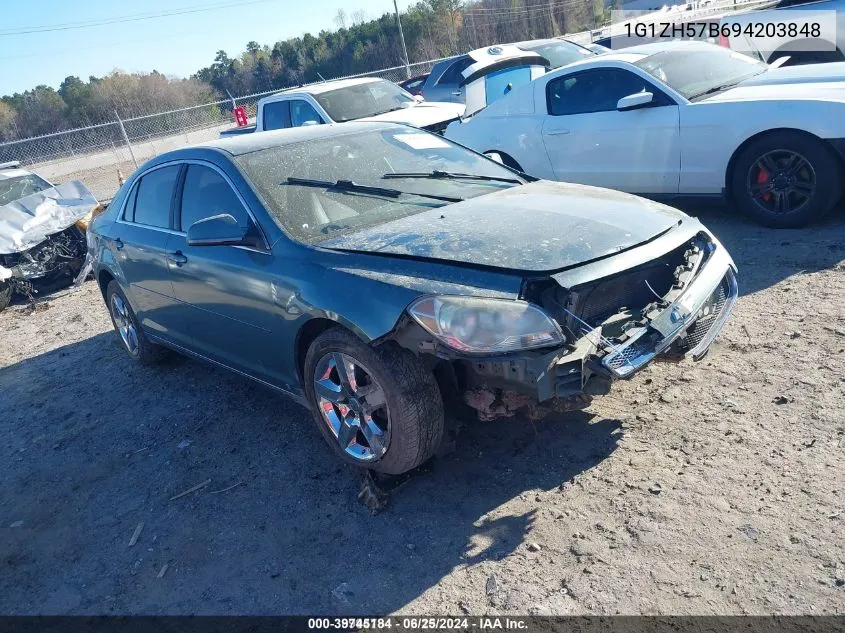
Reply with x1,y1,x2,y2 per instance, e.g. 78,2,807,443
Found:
314,80,416,122
634,48,767,100
234,127,522,244
0,173,53,205
519,41,595,68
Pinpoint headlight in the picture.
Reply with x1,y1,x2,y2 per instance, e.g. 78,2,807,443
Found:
408,295,564,354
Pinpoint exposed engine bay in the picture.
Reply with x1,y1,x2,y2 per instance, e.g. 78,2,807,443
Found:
0,178,98,311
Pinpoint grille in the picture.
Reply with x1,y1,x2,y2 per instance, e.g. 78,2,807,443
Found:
563,240,690,328
604,340,654,372
678,278,729,352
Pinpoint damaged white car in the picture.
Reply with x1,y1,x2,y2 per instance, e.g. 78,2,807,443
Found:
0,161,98,312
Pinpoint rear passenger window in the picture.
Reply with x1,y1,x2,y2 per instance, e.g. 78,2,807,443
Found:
436,57,472,86
263,100,291,131
179,165,248,232
131,165,180,229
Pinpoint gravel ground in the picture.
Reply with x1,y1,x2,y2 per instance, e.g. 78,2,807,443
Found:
1,206,843,616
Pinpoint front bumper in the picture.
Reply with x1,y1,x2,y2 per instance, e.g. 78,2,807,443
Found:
462,244,738,405
601,246,738,377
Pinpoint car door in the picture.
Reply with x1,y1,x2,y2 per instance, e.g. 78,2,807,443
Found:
428,56,473,103
166,162,278,381
540,67,681,194
113,164,191,347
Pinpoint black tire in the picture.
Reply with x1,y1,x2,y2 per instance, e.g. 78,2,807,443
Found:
303,327,444,475
0,281,11,313
105,280,168,364
731,131,841,228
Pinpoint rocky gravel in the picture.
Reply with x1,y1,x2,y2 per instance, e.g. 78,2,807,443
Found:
1,206,843,615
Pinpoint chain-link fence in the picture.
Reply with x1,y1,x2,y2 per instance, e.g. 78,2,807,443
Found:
0,59,444,202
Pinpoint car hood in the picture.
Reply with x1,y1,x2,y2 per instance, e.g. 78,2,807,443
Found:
703,64,845,102
359,101,465,126
318,181,685,273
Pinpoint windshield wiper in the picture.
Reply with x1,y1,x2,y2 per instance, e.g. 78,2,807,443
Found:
689,78,753,100
285,177,463,203
382,170,523,185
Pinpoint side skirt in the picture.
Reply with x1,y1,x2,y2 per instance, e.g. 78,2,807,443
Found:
146,332,308,406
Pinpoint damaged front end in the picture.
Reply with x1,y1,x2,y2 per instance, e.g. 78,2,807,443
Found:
0,181,98,310
387,230,737,421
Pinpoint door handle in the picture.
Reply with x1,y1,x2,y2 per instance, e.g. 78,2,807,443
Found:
167,251,188,266
544,128,570,136
114,237,124,250
452,91,462,96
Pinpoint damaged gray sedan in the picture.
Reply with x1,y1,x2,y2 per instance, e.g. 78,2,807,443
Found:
87,122,737,475
0,162,96,311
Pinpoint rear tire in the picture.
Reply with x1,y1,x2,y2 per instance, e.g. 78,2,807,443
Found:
731,131,841,228
0,281,11,313
106,280,168,364
303,327,444,475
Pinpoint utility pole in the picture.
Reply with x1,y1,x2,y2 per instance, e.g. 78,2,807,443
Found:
393,0,411,79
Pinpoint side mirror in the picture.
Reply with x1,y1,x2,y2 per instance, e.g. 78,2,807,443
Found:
187,213,249,247
300,119,320,127
617,91,654,111
413,94,424,102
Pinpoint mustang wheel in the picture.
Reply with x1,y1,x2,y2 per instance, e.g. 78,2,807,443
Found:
303,327,444,474
106,280,168,364
732,131,841,228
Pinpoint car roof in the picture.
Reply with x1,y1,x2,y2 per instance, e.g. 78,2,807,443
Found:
273,76,383,97
191,121,403,156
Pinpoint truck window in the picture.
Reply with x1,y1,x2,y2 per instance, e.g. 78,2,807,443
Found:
289,100,324,127
263,100,292,131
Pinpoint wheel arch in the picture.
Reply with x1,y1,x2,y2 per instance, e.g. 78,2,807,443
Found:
294,316,372,386
97,268,116,300
485,150,523,171
724,128,844,201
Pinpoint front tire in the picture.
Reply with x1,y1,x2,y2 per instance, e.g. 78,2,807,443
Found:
731,131,841,228
303,327,444,475
106,280,168,364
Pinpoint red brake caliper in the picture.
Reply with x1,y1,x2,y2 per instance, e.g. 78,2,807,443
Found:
757,167,771,202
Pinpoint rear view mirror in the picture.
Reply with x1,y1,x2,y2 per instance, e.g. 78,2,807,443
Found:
187,214,249,247
617,91,654,111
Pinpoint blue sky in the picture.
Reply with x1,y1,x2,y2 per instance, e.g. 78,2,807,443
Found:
1,0,414,96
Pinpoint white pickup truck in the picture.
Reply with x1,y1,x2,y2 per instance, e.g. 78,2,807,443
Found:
221,76,464,137
719,0,845,64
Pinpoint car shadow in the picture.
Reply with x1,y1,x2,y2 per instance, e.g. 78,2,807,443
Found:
0,331,622,615
673,200,845,297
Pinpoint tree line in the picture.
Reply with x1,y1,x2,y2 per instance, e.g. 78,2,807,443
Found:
0,0,606,144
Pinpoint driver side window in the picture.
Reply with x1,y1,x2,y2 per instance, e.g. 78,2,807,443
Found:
290,100,324,127
547,69,668,116
179,165,249,233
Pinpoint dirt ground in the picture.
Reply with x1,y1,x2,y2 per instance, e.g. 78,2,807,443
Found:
1,205,843,616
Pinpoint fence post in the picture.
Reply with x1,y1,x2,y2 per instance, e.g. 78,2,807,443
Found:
393,0,411,79
114,109,138,170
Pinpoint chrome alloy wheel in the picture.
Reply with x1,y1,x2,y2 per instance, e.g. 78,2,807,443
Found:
313,352,390,462
747,149,816,215
110,294,139,356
